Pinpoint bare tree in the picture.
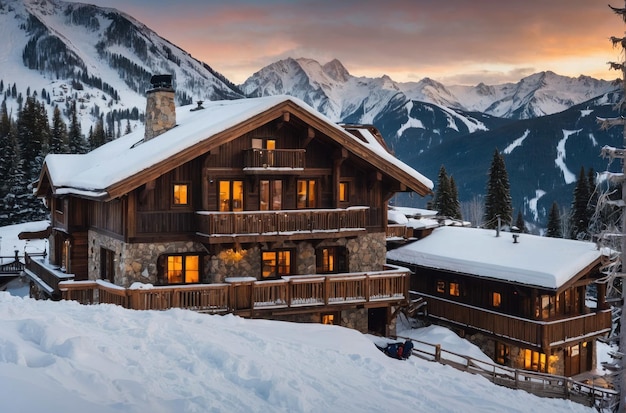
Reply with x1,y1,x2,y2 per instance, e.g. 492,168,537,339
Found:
461,195,484,227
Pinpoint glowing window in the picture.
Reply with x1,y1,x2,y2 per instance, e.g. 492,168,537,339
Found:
436,280,445,294
339,182,349,202
322,314,335,325
262,250,292,278
523,349,547,372
173,184,188,205
318,247,335,273
260,180,282,210
166,255,200,284
492,292,501,307
219,180,244,211
449,282,460,297
297,179,316,208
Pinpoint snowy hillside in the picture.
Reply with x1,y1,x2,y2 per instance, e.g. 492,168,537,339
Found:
0,0,243,134
0,221,609,412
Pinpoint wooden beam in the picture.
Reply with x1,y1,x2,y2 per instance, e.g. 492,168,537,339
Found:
283,112,290,122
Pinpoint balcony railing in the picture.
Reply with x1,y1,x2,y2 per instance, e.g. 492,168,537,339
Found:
420,293,612,352
197,207,369,237
24,253,74,297
243,148,305,170
50,266,409,314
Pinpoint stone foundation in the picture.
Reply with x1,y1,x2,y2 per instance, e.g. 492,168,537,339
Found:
466,332,596,376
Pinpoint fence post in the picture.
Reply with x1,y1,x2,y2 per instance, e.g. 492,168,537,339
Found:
434,344,441,362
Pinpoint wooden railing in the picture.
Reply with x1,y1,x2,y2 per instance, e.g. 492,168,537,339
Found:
401,335,617,409
53,267,409,313
421,293,612,351
197,207,369,236
24,253,73,296
386,224,408,239
243,148,305,169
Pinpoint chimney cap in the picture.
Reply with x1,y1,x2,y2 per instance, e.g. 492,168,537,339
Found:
150,74,173,89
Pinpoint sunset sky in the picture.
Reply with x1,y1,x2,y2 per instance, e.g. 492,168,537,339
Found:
87,0,625,85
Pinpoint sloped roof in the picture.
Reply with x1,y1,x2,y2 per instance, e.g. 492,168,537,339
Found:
37,95,433,200
386,226,603,291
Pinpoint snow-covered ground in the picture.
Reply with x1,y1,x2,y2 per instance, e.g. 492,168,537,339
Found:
0,222,607,412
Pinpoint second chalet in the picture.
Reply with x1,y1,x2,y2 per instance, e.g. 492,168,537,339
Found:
387,225,612,377
26,75,433,337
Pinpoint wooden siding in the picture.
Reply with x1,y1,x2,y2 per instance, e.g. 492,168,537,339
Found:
91,199,125,236
69,231,89,280
403,263,590,320
421,293,611,352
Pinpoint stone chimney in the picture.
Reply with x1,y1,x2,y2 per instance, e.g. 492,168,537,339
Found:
144,74,176,141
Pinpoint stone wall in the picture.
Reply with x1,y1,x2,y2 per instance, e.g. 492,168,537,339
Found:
347,232,386,272
270,308,369,333
89,231,388,288
88,231,209,287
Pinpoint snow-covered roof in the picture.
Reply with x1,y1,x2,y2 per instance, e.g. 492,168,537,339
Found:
40,95,433,200
386,226,603,290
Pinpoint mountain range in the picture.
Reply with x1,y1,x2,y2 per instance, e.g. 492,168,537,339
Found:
1,0,622,229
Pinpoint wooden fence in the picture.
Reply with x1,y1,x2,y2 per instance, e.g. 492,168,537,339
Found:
399,335,617,409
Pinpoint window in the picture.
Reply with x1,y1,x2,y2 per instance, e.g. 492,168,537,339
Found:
100,248,115,283
436,280,445,294
539,295,555,319
316,247,346,274
449,282,460,297
524,349,547,372
495,342,509,365
252,138,276,166
55,198,65,214
173,184,188,205
219,180,243,211
166,254,200,284
492,292,501,308
322,313,338,325
297,179,316,208
339,182,349,202
262,250,292,279
62,239,70,272
260,180,282,210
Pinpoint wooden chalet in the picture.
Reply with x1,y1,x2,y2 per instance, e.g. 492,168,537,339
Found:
387,225,612,376
26,75,433,336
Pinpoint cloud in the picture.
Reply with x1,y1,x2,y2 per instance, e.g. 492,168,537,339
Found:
95,0,622,84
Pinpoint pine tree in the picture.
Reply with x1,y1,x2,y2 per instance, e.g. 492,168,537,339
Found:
449,176,462,220
569,166,591,240
546,201,562,238
483,149,512,229
68,100,86,154
433,165,451,216
49,105,68,154
13,96,49,223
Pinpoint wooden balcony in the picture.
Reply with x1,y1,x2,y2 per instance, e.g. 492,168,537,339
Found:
243,148,305,173
196,207,369,243
420,293,612,352
53,266,409,315
24,253,74,298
